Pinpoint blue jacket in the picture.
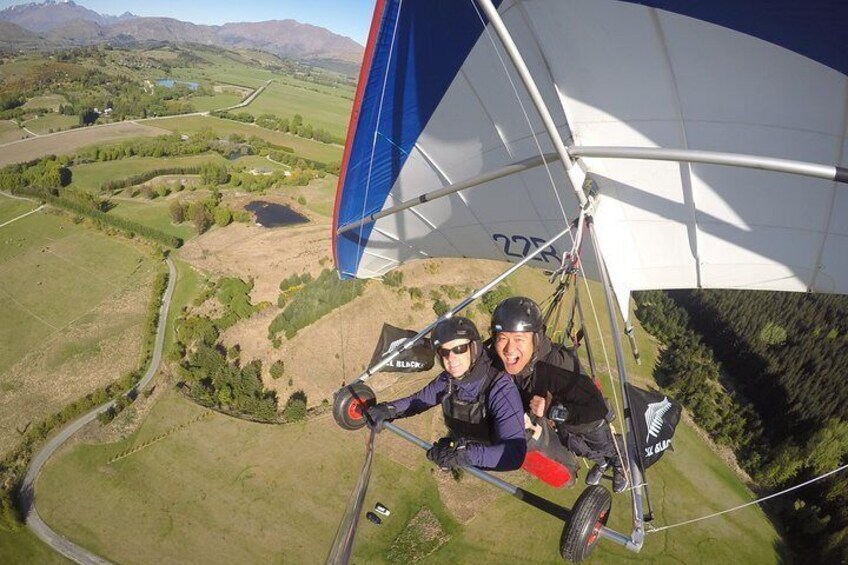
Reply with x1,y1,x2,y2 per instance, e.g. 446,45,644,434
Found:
391,350,526,471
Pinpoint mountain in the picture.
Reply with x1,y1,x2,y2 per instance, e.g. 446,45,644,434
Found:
105,17,217,45
0,1,364,68
0,20,42,47
0,0,135,32
216,20,363,63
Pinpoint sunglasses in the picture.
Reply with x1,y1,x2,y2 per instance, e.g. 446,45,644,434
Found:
437,343,470,358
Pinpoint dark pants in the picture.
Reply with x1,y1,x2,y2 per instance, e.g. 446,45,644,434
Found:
558,421,623,469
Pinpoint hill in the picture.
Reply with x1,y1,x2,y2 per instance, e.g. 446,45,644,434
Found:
0,1,364,72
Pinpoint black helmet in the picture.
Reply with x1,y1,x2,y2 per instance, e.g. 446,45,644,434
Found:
491,296,543,334
431,316,481,348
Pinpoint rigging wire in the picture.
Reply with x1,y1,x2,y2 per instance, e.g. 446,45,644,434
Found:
325,429,378,564
468,0,573,233
356,0,404,257
469,0,636,487
646,464,848,534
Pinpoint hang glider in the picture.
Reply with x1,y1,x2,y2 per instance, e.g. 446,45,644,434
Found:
330,0,848,562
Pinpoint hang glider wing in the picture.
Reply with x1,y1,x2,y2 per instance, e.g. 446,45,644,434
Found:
334,0,848,315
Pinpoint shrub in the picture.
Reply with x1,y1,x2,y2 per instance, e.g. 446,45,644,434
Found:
270,360,285,380
283,390,307,422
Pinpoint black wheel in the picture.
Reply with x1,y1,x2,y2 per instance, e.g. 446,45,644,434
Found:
559,485,612,562
332,383,376,430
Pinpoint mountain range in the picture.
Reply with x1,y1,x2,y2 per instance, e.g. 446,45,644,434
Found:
0,1,364,69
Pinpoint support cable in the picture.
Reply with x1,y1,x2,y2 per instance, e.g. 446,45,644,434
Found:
647,464,848,534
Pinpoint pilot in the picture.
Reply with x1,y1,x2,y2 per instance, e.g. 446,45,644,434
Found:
491,297,627,493
366,317,526,472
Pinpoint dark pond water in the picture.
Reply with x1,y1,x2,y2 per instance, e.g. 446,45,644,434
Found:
245,201,308,227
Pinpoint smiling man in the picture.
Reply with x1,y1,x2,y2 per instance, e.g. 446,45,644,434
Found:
491,297,627,493
366,317,526,472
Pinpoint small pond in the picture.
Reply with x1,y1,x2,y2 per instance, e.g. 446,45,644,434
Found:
157,79,199,90
245,201,308,227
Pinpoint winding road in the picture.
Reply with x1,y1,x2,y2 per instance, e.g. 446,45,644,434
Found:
21,256,178,565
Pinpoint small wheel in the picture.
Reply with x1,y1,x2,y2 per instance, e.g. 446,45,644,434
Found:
332,383,376,430
559,485,612,562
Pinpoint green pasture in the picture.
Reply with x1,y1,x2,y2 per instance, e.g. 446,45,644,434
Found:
36,310,783,565
23,94,68,112
0,195,38,225
163,258,207,356
232,155,289,172
286,173,338,217
0,120,30,144
0,211,149,373
171,56,280,89
107,198,197,242
242,81,353,137
68,154,229,193
277,75,355,99
155,115,343,163
21,113,79,135
189,93,243,112
36,390,444,564
0,527,69,564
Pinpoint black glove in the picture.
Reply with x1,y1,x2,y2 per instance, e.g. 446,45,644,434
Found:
366,403,396,433
426,438,472,470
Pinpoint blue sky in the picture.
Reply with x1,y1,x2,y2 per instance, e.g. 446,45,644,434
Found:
0,0,375,44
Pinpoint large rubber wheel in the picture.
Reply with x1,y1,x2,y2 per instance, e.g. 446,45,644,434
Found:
559,485,612,562
332,383,376,430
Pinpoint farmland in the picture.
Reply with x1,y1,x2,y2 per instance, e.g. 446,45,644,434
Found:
0,207,158,456
67,154,229,193
21,114,79,135
153,115,343,163
242,81,354,137
0,122,172,167
37,340,781,565
0,120,31,144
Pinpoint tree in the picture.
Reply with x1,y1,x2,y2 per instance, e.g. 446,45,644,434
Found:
270,360,285,380
283,390,307,422
169,200,185,223
192,203,212,233
804,419,848,475
214,206,232,227
759,321,788,346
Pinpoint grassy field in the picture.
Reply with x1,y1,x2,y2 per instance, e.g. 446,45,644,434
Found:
107,198,198,241
242,81,353,138
0,195,38,225
154,115,343,164
0,122,171,167
35,261,783,564
189,93,243,112
68,153,229,193
0,527,70,564
36,383,783,565
163,258,208,356
21,114,79,135
0,209,158,455
0,210,149,369
23,94,68,112
171,54,281,88
286,173,338,217
0,120,31,144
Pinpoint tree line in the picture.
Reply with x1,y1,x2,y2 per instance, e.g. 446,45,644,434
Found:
268,269,367,341
634,289,847,563
211,110,344,145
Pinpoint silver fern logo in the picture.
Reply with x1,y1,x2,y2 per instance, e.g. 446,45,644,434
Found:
644,397,673,442
386,337,408,353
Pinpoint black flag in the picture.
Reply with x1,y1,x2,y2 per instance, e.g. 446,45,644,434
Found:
369,324,435,373
626,383,682,469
